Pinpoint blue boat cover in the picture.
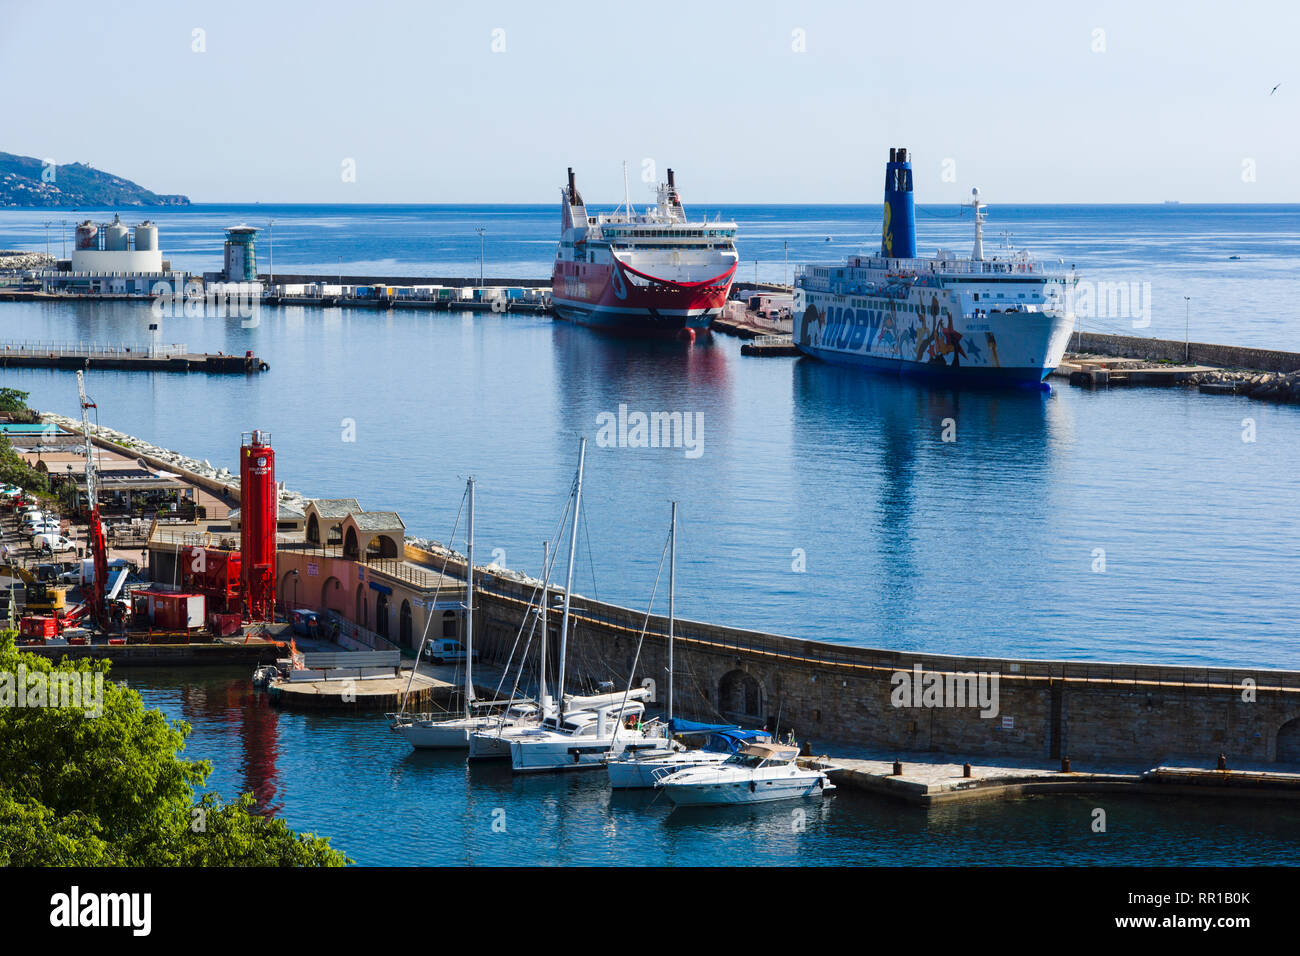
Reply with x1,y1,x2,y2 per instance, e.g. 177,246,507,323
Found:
668,718,739,736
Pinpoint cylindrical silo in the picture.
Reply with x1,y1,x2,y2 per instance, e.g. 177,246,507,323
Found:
103,215,129,251
134,221,158,251
75,221,99,251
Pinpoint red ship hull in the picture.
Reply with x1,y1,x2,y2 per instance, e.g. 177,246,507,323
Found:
551,256,735,336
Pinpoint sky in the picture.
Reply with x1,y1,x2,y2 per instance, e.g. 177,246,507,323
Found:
2,0,1297,204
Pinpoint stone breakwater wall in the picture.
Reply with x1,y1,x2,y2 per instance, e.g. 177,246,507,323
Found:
1073,331,1300,375
406,544,1300,765
37,413,306,511
0,251,55,271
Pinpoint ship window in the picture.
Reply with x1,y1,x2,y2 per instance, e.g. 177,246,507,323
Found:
973,293,979,301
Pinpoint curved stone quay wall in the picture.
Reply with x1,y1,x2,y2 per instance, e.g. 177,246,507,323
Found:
413,546,1300,765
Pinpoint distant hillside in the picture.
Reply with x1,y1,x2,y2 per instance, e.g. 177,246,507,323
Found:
0,152,190,207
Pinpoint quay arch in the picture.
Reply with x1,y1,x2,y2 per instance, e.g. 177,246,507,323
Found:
1278,717,1300,763
320,575,346,615
718,669,764,725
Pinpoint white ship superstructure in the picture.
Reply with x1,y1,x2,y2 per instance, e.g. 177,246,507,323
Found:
793,149,1078,385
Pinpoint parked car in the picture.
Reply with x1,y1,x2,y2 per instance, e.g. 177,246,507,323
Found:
422,638,477,664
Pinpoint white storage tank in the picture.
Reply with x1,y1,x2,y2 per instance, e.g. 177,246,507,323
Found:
103,215,130,251
134,221,158,251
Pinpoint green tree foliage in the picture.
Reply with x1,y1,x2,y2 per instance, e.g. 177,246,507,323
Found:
0,388,33,415
0,433,51,495
0,635,349,866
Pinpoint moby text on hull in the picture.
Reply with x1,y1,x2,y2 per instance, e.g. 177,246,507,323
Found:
792,148,1077,385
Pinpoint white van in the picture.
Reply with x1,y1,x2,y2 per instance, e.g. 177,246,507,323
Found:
422,638,477,664
32,533,75,552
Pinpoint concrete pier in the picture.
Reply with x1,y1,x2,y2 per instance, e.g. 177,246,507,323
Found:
813,750,1300,805
267,668,448,711
0,342,267,373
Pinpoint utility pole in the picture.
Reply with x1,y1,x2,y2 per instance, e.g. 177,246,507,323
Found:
268,219,274,286
784,240,789,288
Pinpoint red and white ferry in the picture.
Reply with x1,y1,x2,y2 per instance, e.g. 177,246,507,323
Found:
550,167,738,337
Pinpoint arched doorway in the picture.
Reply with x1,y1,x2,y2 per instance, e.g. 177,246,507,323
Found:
355,588,366,628
320,576,345,615
1278,717,1300,762
399,600,412,648
344,526,359,560
306,514,320,545
375,592,390,639
718,669,763,724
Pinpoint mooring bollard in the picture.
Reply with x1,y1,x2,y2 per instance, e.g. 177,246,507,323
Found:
1217,753,1227,771
1061,756,1071,773
892,759,903,776
963,762,972,778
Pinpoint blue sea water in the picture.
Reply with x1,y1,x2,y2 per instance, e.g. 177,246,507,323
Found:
3,203,1299,866
3,202,1299,346
128,666,1300,867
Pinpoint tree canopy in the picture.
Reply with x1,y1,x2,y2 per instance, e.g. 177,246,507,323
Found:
0,632,349,866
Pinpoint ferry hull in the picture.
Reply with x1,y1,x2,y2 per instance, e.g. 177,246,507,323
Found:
551,258,734,337
793,294,1075,387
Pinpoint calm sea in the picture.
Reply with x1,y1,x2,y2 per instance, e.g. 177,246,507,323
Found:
125,666,1300,867
3,202,1298,865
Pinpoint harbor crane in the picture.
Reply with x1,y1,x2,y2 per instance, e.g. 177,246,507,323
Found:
76,370,110,633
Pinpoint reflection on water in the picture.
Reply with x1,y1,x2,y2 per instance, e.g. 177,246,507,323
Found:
129,669,1300,867
4,298,1299,667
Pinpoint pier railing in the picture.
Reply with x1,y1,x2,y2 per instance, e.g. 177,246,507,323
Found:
322,609,400,652
0,340,190,359
362,557,450,590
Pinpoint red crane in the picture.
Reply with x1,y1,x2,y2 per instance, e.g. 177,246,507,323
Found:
76,370,110,633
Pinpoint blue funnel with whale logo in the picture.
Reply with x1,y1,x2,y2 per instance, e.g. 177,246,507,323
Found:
880,147,916,259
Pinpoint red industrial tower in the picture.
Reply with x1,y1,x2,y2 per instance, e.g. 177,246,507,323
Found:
240,431,277,622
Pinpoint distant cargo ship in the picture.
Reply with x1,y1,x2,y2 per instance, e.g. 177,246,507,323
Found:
793,149,1078,384
550,167,738,337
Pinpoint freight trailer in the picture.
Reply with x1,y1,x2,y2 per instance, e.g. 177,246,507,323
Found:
132,590,206,630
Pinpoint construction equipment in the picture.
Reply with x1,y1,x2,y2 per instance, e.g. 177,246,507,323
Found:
8,562,69,614
76,370,110,633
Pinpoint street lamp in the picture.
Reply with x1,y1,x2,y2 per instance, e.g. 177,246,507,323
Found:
475,227,486,289
1184,296,1190,364
268,218,274,287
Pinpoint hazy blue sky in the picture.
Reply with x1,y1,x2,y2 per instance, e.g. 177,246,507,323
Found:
3,0,1295,203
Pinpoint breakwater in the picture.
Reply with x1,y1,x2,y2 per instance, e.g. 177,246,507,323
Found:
1072,331,1300,375
411,544,1300,766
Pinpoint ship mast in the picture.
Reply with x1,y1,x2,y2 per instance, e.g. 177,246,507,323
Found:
964,187,987,261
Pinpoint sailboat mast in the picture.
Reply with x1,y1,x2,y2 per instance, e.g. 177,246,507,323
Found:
668,500,676,723
539,540,549,709
464,476,475,719
557,438,586,721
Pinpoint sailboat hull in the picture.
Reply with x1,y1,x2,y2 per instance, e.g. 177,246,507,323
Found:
394,715,497,750
509,733,665,774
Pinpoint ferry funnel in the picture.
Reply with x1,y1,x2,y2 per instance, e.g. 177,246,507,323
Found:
880,147,916,259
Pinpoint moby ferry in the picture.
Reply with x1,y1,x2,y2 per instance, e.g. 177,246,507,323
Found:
793,148,1077,385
